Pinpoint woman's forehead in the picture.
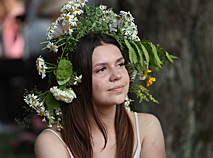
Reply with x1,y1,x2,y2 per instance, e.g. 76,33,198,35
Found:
92,44,123,64
92,44,122,58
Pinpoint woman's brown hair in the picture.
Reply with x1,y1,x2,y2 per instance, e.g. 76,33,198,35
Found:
61,33,134,158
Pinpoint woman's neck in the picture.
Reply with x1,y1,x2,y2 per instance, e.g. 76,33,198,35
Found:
90,104,117,134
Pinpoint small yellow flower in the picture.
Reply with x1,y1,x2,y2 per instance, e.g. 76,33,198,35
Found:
146,77,156,87
146,70,152,73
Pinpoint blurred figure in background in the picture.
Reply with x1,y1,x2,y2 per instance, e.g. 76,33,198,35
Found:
0,0,25,59
27,0,68,57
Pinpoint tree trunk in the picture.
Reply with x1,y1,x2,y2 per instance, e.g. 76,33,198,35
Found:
118,0,213,157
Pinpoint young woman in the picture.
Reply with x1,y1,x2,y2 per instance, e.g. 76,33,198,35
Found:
34,33,167,158
16,1,176,157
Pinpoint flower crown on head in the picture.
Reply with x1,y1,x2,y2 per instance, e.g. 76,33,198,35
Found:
15,0,177,130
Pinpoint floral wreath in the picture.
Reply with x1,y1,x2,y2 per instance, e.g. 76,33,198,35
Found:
15,0,177,130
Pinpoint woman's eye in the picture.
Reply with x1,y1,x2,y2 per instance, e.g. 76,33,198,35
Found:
97,67,106,73
117,63,125,67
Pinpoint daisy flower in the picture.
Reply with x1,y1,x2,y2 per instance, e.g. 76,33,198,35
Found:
47,42,58,53
74,74,82,85
36,63,48,79
73,8,83,16
99,4,107,10
36,56,45,67
65,27,74,35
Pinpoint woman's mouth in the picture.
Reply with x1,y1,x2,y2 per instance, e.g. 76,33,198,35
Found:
108,85,124,93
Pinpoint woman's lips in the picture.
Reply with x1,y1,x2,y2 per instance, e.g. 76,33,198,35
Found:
108,85,124,92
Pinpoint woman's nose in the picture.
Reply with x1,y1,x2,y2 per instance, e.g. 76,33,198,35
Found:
109,67,122,82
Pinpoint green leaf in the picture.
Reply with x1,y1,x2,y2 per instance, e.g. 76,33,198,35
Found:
57,76,70,85
139,43,149,68
132,42,146,73
170,55,179,59
124,39,138,64
155,67,160,72
149,42,162,68
46,91,63,110
165,52,174,63
56,59,73,80
60,85,66,91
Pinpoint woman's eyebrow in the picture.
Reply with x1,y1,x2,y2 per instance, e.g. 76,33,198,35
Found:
92,56,124,68
116,57,124,62
92,62,107,68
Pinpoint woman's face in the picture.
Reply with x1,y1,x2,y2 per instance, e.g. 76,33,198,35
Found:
92,43,129,108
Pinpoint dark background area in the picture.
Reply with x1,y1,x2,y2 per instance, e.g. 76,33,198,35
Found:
0,0,212,157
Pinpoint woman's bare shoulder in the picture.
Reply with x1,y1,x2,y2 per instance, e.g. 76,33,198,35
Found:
128,112,162,137
34,128,69,158
137,113,161,128
136,112,167,158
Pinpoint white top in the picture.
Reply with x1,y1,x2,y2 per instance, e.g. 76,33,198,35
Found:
44,112,141,158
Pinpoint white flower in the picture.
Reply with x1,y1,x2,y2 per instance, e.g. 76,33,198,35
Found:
130,70,137,82
61,13,72,25
61,2,71,13
73,0,87,7
99,4,107,10
35,56,48,79
124,96,131,112
124,30,133,36
47,42,58,53
36,106,46,116
36,56,44,67
42,117,47,122
69,16,78,26
74,74,82,85
55,107,62,115
36,63,48,79
48,124,53,128
65,27,73,35
46,22,58,40
24,94,38,105
23,94,48,116
23,94,31,104
50,86,77,103
61,13,78,26
46,32,54,40
120,11,134,22
104,10,114,19
131,34,140,41
139,74,146,80
73,8,83,16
